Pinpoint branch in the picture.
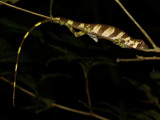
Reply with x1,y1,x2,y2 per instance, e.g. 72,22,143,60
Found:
0,1,51,20
114,0,158,49
0,76,109,120
117,55,160,62
0,76,36,98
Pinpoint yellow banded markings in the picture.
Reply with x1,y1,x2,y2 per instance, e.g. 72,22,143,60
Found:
112,32,125,40
78,23,85,28
125,40,139,48
18,47,21,54
102,26,115,37
67,20,74,25
54,17,60,21
35,22,42,27
15,64,18,72
13,19,50,106
24,32,29,39
132,41,140,48
92,24,102,33
124,37,131,41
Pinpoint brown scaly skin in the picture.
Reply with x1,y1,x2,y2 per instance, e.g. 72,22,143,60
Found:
53,17,148,50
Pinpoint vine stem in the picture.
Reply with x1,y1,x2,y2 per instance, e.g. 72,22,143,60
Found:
0,76,109,120
114,0,158,49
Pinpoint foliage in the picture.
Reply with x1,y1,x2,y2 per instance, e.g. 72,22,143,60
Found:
0,0,19,4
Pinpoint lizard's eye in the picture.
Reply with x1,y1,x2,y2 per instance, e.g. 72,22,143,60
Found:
140,41,144,44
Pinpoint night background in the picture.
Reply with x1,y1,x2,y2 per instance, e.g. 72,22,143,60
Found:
1,0,160,120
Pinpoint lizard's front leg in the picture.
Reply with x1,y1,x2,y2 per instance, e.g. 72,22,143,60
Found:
65,23,90,37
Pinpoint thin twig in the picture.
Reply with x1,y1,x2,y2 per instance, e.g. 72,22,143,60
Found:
117,55,160,62
49,0,54,18
0,1,51,20
0,76,109,120
81,64,93,113
0,76,36,98
114,0,158,49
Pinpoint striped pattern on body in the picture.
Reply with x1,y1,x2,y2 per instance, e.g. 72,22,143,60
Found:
53,17,148,50
13,17,148,106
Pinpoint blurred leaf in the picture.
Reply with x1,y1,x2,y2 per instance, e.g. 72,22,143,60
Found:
24,97,55,114
100,102,123,115
35,97,55,113
128,79,159,106
18,74,37,94
0,18,44,39
79,56,116,75
46,53,81,67
46,43,68,54
78,100,89,109
0,38,16,62
144,110,160,120
93,102,123,120
127,109,160,120
60,34,87,48
46,30,87,48
150,70,160,80
47,52,116,68
128,112,153,120
38,73,74,86
40,97,55,107
87,56,116,67
40,73,73,81
0,0,19,4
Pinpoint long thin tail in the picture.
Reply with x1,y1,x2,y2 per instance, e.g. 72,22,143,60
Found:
13,19,50,106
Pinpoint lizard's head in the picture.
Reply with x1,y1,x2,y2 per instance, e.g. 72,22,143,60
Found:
136,39,148,49
131,39,148,50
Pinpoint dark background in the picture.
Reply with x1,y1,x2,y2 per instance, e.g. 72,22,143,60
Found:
1,0,160,120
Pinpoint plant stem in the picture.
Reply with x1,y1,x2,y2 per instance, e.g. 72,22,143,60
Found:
83,66,93,112
117,55,160,62
0,1,50,20
80,63,93,113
